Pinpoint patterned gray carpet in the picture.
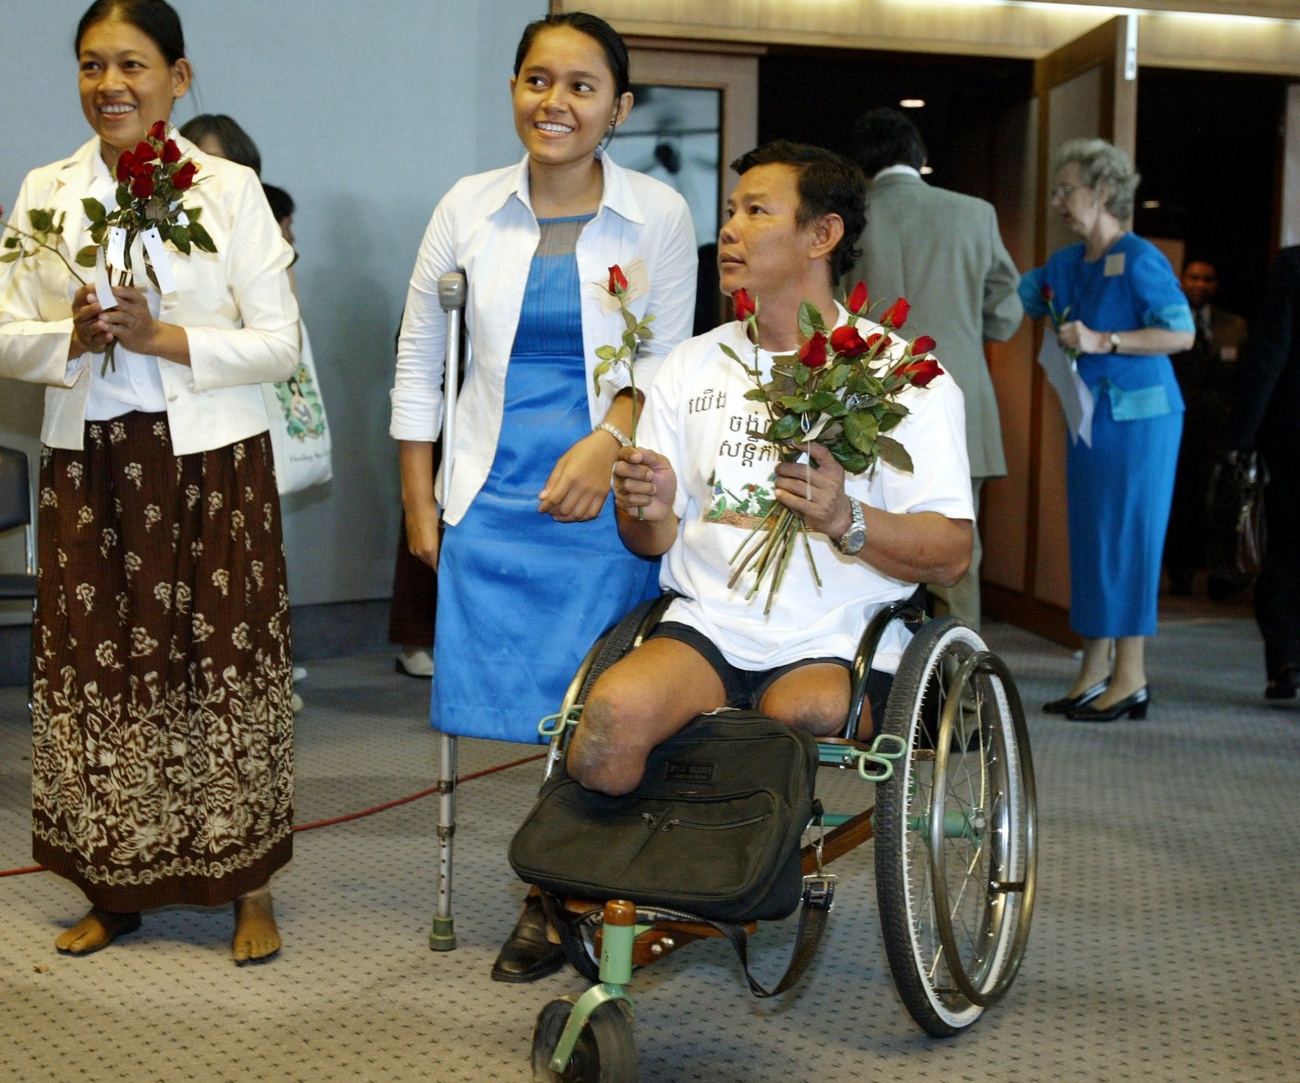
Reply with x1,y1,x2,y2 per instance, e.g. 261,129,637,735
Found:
1,612,1297,1082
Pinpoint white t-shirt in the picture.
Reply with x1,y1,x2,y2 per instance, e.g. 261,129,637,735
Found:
639,305,973,674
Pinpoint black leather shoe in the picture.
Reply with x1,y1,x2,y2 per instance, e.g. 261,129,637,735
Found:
1067,686,1150,722
1043,679,1108,714
490,894,565,983
1265,665,1299,701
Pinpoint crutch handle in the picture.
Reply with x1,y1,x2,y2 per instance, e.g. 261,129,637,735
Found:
438,272,466,311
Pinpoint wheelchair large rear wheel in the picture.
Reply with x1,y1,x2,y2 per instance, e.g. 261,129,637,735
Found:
874,616,1037,1037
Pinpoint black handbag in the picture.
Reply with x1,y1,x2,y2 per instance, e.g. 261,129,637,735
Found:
1206,451,1268,580
509,710,820,923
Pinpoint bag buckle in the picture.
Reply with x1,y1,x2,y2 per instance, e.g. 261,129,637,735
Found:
802,874,837,912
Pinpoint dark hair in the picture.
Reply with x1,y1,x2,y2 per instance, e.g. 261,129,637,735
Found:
514,11,630,98
852,108,927,177
178,114,262,176
262,183,295,223
75,0,185,65
730,140,867,286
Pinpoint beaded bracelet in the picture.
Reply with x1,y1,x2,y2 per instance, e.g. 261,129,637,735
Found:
596,422,633,448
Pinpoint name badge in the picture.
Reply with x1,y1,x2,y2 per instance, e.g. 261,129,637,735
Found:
1104,252,1126,277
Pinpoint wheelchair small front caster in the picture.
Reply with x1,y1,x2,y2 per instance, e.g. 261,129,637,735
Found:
531,996,638,1082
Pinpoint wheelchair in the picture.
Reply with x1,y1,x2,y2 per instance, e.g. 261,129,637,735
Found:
499,592,1040,1081
429,592,1037,1082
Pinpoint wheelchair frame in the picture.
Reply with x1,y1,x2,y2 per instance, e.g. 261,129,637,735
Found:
430,595,1038,1081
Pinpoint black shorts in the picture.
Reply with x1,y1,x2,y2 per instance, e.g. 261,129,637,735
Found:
647,621,894,732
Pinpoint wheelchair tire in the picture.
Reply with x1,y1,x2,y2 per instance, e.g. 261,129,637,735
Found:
531,996,638,1083
874,616,1037,1037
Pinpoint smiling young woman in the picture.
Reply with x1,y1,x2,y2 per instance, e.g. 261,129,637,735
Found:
0,0,299,964
390,10,698,983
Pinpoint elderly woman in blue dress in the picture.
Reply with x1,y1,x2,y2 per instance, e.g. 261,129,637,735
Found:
1020,139,1194,721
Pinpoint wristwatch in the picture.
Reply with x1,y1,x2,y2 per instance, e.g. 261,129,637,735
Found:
1109,332,1122,353
836,498,867,555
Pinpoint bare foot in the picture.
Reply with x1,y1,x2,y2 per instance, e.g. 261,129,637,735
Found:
232,892,281,964
55,907,141,955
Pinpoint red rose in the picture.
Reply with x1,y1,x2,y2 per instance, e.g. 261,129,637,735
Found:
1041,284,1054,302
172,161,199,191
607,264,628,295
799,331,829,368
132,140,157,165
131,174,155,199
847,280,869,315
732,288,756,323
866,332,885,350
115,150,136,182
149,120,168,141
880,297,910,329
912,335,936,355
902,358,943,387
829,325,869,357
162,139,182,164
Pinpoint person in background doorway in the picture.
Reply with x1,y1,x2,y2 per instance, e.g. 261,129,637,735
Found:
1164,258,1249,598
1224,247,1300,701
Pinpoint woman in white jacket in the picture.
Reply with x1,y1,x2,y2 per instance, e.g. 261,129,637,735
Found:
0,0,298,962
391,14,695,748
391,11,697,983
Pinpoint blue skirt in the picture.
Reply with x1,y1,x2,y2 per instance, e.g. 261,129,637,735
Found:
1067,394,1182,638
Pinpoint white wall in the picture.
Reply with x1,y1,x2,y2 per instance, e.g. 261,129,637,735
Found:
0,0,544,609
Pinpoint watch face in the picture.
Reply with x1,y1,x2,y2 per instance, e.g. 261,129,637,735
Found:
841,526,867,554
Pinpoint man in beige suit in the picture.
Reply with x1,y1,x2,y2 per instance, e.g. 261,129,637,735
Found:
848,108,1022,629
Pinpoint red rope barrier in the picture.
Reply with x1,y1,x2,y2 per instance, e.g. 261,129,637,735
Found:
0,751,546,878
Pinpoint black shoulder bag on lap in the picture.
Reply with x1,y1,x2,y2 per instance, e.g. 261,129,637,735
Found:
509,711,829,996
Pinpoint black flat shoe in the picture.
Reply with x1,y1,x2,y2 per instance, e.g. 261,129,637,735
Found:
490,893,564,984
1043,679,1108,714
1067,686,1150,722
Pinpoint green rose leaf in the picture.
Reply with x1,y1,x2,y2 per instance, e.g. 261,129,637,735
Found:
75,245,99,268
876,434,914,473
844,410,879,454
771,413,801,441
188,221,216,252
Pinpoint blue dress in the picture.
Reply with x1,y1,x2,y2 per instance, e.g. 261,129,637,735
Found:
431,217,658,743
1020,234,1194,638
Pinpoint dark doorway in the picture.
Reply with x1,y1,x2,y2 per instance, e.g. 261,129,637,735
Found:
1133,68,1286,316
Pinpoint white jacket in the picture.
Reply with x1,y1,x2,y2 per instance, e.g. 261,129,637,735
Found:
0,136,299,454
390,150,697,524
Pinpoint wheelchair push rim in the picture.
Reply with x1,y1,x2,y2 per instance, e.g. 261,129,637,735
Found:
874,616,1038,1037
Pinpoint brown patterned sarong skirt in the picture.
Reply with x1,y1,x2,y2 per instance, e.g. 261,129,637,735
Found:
30,412,294,911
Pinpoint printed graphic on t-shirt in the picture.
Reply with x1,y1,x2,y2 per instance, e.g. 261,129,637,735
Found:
690,382,783,530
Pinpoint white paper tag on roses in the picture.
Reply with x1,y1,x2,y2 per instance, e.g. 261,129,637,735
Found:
594,258,650,314
140,227,178,296
94,241,118,310
1037,333,1094,446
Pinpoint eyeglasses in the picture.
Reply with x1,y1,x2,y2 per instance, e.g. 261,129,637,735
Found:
1051,183,1081,200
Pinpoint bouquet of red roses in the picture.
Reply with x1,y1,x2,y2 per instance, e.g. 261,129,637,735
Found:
720,281,943,613
74,121,216,374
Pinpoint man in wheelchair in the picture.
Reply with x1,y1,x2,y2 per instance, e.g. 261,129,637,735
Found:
493,140,974,981
572,141,974,797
